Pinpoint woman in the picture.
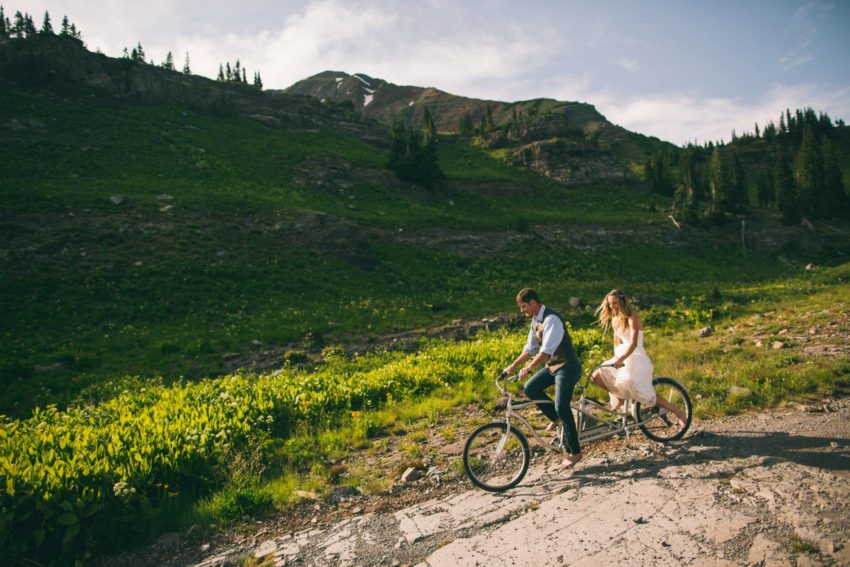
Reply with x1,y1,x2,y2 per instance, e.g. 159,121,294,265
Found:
592,290,686,426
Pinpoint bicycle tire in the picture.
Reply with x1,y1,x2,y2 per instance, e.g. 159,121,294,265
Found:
635,377,693,442
463,422,530,492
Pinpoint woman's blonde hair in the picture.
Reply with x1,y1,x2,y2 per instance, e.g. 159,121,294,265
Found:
596,289,634,331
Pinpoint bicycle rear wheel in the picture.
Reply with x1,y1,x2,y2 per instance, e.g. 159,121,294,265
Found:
463,422,530,492
635,377,692,442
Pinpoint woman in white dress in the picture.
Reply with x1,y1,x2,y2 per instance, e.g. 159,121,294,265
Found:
592,290,686,425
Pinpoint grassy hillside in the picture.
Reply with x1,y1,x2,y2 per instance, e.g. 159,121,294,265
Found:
2,80,850,419
2,38,850,564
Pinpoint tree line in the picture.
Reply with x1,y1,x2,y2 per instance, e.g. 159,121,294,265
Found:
0,6,81,40
0,5,263,89
646,107,848,225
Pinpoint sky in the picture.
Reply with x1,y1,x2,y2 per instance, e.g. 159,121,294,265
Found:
9,0,850,145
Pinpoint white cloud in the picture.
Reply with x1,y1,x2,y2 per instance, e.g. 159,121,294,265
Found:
598,84,850,145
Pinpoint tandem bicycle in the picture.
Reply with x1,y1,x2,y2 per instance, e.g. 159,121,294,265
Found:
462,364,693,492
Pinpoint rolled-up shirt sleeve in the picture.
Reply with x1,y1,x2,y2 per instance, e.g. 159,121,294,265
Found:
523,325,539,355
540,315,564,356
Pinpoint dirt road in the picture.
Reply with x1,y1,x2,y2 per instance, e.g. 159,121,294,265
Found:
185,398,850,567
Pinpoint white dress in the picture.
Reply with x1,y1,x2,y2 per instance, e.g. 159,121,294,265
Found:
597,324,656,406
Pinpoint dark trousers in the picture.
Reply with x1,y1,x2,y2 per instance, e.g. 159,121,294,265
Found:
523,363,582,455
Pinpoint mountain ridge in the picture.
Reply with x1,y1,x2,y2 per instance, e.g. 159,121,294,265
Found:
284,70,673,184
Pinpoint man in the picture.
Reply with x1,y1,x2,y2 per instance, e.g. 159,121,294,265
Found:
504,288,583,469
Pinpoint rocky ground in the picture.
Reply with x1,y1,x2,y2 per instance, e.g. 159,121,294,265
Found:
103,394,850,567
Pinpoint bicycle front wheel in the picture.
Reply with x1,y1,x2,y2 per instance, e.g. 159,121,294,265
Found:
463,422,530,492
635,377,693,442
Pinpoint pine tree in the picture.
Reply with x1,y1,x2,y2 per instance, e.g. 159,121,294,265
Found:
821,138,847,215
183,52,191,75
162,51,175,70
233,60,241,83
794,125,822,216
69,22,78,39
217,64,225,81
729,151,748,209
485,104,494,130
40,10,52,34
774,149,799,225
24,12,36,37
756,173,773,208
122,47,129,59
707,146,732,219
754,123,760,139
0,7,5,39
459,112,473,136
242,68,247,84
130,47,138,61
225,62,232,82
60,15,69,36
13,10,23,38
253,71,263,89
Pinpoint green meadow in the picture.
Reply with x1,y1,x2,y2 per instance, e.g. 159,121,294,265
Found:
1,84,849,562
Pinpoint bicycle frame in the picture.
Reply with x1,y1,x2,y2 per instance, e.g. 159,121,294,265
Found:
495,365,656,450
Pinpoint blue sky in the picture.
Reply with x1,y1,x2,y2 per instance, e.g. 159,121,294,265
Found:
10,0,850,144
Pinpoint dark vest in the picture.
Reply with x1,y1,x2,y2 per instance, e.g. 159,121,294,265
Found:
532,307,581,371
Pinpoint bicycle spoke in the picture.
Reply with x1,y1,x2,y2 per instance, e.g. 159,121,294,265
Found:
463,423,529,492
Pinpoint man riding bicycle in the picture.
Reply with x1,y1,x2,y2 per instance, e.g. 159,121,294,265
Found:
504,288,584,470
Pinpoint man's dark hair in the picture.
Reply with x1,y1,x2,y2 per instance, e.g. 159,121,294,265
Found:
516,288,541,304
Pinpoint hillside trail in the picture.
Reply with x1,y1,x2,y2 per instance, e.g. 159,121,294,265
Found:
129,397,850,567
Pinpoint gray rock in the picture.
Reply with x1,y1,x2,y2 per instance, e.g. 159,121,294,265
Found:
109,195,128,205
400,467,422,484
569,297,582,308
772,341,785,349
697,325,714,338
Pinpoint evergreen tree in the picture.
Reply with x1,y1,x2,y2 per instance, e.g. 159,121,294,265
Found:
60,15,69,36
754,123,760,139
485,104,494,130
122,46,129,59
217,63,225,81
756,173,773,208
162,51,175,70
729,151,748,209
459,112,473,135
794,124,822,216
131,42,145,63
821,138,847,215
24,12,36,37
40,10,52,34
774,149,799,225
253,71,263,89
225,62,232,82
0,7,5,39
13,10,23,38
183,52,191,75
242,68,247,84
69,22,78,39
707,146,732,219
387,115,443,186
233,60,241,83
763,121,777,142
479,115,486,134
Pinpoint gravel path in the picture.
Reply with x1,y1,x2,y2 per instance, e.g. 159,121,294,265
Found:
171,397,850,567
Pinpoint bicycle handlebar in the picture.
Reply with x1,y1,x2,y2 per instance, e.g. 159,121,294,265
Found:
494,363,617,395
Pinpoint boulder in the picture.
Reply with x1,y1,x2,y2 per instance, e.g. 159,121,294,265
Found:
697,325,714,338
